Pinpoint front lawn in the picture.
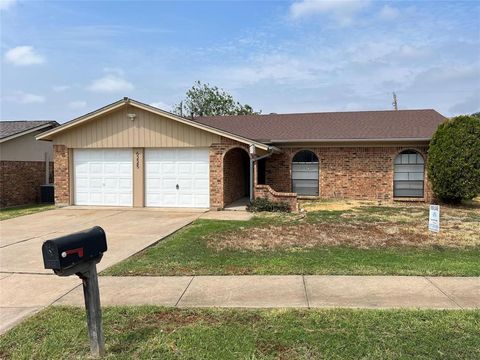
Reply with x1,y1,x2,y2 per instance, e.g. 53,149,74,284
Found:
1,306,478,359
104,202,480,276
0,204,55,221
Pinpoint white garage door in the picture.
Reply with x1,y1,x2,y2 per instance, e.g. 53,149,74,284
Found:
74,149,133,206
145,148,209,208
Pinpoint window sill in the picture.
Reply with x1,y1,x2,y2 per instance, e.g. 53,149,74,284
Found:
393,197,426,202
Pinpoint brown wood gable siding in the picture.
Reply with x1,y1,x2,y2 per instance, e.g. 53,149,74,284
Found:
53,106,220,148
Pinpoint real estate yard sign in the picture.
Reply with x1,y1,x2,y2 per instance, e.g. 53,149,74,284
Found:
429,205,440,232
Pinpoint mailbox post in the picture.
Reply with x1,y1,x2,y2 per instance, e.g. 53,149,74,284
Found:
80,261,105,357
42,226,107,357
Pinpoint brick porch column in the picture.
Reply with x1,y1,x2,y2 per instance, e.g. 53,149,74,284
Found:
53,144,70,206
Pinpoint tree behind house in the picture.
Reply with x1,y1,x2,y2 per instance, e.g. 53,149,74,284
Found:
174,81,260,117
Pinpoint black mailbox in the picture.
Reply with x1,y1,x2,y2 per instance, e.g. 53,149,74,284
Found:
41,226,108,356
42,226,107,276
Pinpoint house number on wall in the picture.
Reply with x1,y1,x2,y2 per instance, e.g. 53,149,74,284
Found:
136,151,140,169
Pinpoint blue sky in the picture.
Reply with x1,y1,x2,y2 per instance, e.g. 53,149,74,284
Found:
1,0,479,122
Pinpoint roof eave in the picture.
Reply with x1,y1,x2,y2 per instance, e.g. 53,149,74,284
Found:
36,100,125,141
129,99,271,151
1,122,58,143
36,97,271,151
265,137,432,144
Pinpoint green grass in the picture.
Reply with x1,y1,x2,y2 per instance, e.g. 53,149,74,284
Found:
104,218,480,276
1,306,478,359
0,204,55,221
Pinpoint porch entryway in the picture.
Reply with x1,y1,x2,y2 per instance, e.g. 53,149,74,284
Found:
223,147,251,208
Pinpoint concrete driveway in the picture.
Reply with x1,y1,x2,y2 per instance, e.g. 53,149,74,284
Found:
0,207,203,333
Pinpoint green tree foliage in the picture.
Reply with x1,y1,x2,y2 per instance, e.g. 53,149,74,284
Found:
427,115,480,203
174,81,260,117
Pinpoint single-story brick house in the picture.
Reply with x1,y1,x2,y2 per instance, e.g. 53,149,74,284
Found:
36,97,446,210
1,120,58,207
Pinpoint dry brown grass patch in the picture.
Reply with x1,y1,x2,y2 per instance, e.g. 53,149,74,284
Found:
300,199,373,212
209,222,435,251
209,200,479,251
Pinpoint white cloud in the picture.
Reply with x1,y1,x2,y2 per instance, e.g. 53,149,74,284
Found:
103,67,125,77
396,44,429,60
0,0,17,11
68,100,87,109
290,0,371,26
150,101,170,110
53,85,70,92
378,4,400,20
5,91,45,104
87,74,134,93
210,49,347,88
4,46,45,65
218,55,316,86
347,41,431,64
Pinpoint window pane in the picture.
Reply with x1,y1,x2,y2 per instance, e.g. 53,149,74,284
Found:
292,163,319,172
394,181,423,190
292,172,318,180
293,179,319,196
292,163,319,180
394,172,409,180
393,150,424,197
394,188,424,197
408,172,424,181
293,179,317,188
292,150,318,163
394,164,424,173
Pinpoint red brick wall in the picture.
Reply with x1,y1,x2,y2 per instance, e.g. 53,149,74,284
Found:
265,146,432,202
254,185,298,211
265,152,291,193
53,145,70,206
0,161,54,208
51,141,431,210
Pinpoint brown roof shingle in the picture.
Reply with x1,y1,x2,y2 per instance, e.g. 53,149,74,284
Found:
0,120,58,140
195,109,446,142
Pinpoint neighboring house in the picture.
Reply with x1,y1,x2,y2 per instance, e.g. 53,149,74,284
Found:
36,98,446,210
0,120,59,208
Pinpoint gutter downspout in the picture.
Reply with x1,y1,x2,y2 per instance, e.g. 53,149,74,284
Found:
249,146,275,203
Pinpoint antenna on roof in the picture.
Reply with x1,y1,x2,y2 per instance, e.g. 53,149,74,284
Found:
392,92,398,111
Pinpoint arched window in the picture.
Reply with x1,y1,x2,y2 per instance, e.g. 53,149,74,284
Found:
292,150,319,196
394,150,424,198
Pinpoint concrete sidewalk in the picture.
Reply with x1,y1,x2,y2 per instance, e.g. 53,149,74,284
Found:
55,275,479,309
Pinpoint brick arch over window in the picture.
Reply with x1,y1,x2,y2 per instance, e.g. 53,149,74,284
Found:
393,149,425,198
291,150,319,196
